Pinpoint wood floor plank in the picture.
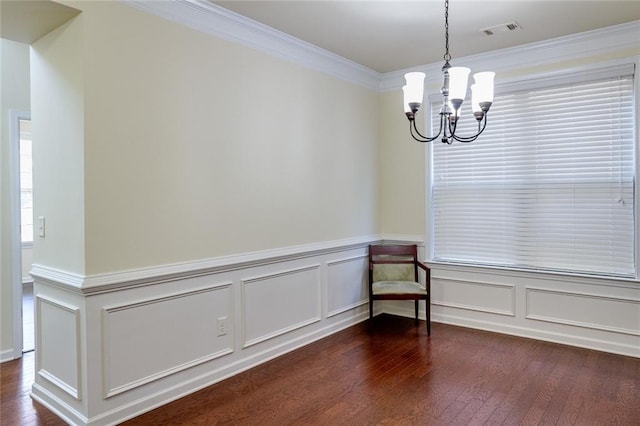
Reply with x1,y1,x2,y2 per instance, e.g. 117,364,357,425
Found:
2,315,639,425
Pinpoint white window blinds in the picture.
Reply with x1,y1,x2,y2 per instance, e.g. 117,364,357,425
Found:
431,66,635,277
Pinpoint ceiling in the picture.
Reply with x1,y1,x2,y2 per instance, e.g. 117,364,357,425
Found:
213,1,640,73
2,1,637,74
1,0,80,44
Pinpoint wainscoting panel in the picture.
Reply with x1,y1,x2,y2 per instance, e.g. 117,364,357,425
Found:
326,255,368,317
526,287,640,336
242,264,322,348
28,237,376,425
36,296,81,400
102,283,233,397
431,278,516,316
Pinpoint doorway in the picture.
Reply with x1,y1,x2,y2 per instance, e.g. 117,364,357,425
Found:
19,117,34,352
10,111,33,355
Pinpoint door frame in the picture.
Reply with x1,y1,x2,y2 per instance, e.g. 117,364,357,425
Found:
9,109,30,359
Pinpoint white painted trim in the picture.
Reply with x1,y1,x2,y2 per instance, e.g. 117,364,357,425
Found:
525,287,640,336
30,235,380,294
121,0,380,90
36,295,82,400
326,254,369,318
327,300,368,319
30,265,85,290
31,382,87,426
241,264,322,348
432,279,516,317
0,349,17,363
380,234,425,246
102,283,234,398
9,110,30,359
379,20,640,91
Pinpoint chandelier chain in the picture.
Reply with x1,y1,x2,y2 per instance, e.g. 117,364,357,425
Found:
444,0,451,62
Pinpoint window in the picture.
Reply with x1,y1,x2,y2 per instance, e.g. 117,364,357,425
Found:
430,65,635,278
19,118,33,244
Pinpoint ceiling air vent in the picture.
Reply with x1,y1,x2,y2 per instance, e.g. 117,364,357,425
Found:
482,21,522,36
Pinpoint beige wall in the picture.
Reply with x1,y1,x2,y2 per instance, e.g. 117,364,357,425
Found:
377,90,425,238
31,15,86,275
32,1,379,276
1,38,31,355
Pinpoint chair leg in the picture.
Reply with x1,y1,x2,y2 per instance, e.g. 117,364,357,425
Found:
414,300,419,324
426,299,431,336
369,299,374,319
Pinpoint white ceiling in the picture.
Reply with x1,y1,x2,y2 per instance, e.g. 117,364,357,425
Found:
213,1,640,73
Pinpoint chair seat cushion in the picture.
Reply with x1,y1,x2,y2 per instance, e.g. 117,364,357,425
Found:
372,280,427,295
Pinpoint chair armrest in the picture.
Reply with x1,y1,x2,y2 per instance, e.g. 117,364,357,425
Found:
416,260,430,272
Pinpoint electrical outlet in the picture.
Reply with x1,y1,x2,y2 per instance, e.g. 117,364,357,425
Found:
216,317,227,337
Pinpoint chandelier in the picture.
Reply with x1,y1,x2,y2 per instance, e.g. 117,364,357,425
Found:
403,0,495,144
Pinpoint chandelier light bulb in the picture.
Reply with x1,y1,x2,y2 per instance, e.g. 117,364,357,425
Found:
404,72,426,107
402,86,412,113
470,84,481,112
447,67,471,102
473,71,495,104
470,84,486,121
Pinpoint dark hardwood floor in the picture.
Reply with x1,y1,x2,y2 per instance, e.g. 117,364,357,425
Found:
2,315,639,425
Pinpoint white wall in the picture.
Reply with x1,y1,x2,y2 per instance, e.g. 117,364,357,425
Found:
1,38,31,361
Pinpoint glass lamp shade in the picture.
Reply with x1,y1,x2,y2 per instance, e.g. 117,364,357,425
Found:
403,72,426,105
448,67,470,101
470,84,481,113
472,71,495,103
402,86,412,113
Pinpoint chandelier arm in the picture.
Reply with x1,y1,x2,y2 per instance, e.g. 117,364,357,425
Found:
450,115,488,143
409,116,443,143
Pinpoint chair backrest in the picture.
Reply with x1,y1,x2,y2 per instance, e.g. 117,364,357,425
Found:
369,244,418,283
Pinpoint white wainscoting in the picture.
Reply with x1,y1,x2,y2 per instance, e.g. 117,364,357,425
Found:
102,283,234,398
384,261,640,358
27,237,640,425
326,254,368,318
526,287,640,336
36,295,82,400
431,278,515,317
241,265,321,348
29,237,375,425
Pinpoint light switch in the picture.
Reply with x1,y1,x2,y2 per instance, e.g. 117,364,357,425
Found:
38,216,45,237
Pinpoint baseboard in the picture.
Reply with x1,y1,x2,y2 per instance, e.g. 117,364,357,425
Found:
383,305,640,358
0,348,17,363
31,382,87,425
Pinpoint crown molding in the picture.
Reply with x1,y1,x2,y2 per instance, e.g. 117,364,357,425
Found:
379,20,640,92
122,2,637,93
122,0,381,91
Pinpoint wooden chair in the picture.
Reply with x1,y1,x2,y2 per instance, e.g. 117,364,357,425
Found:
368,244,431,335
